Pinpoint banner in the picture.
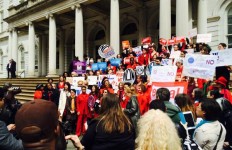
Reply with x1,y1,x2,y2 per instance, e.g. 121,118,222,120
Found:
98,44,115,59
150,66,177,82
183,54,217,80
97,62,107,71
122,40,130,49
197,34,212,43
110,58,121,67
136,66,145,75
210,49,232,66
173,36,185,44
133,46,142,57
73,61,86,74
91,63,98,71
87,76,98,85
188,28,197,37
151,82,188,104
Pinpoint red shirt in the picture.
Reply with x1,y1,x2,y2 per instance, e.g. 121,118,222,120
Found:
138,53,149,65
137,92,149,115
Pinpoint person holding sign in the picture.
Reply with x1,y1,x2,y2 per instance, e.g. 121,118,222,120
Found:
138,49,149,66
127,57,137,70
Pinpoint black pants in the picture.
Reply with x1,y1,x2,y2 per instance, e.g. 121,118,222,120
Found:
11,71,16,78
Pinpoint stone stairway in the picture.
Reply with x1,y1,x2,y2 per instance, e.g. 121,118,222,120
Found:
0,77,59,103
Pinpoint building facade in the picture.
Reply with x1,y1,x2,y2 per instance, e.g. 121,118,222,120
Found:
0,0,231,77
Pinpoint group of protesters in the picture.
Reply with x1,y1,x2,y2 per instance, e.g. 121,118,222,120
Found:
1,36,232,150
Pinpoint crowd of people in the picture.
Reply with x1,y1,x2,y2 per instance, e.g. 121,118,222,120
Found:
0,38,232,150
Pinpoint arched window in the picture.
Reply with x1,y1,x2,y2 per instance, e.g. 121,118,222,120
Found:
122,23,137,35
19,45,25,70
95,30,105,40
0,49,3,71
228,8,232,48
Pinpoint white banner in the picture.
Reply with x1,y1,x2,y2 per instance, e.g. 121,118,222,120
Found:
150,66,177,82
183,54,217,80
197,34,212,43
161,59,173,66
210,49,232,66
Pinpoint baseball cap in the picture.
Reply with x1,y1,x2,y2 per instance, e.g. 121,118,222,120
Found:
15,99,58,142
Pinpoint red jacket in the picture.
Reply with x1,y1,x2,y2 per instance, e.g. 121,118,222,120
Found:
76,93,89,115
138,53,149,65
137,92,149,115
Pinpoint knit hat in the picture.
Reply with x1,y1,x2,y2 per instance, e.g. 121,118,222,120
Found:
15,99,58,143
215,76,227,87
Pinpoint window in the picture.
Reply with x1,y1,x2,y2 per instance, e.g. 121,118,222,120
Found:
228,8,232,48
0,49,3,71
122,23,137,35
19,46,25,70
35,45,38,69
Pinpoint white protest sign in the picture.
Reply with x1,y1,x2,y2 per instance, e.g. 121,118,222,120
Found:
136,66,145,75
87,76,98,85
99,75,119,92
170,51,181,59
185,49,194,54
210,49,232,66
188,28,197,37
183,54,217,80
116,71,124,83
161,59,173,66
197,34,212,43
98,44,115,59
150,66,177,82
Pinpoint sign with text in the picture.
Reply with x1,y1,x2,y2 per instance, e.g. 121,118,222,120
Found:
151,82,188,104
161,59,173,66
87,76,98,85
133,46,142,57
99,75,119,92
72,77,85,88
197,34,212,43
73,61,86,74
116,71,124,83
170,51,181,59
183,54,217,80
210,49,232,66
150,66,177,82
110,58,121,67
98,44,115,59
122,40,130,49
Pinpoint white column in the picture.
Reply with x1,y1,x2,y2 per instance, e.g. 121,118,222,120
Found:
47,14,57,77
59,29,65,75
198,0,207,34
110,0,120,55
159,0,171,39
189,0,193,30
12,28,18,65
27,22,35,77
38,36,42,76
176,0,189,37
41,35,47,76
75,6,84,61
8,30,12,61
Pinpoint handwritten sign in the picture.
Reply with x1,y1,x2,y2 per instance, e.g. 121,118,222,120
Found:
183,54,217,80
150,66,177,82
210,49,232,66
188,28,197,37
197,34,212,43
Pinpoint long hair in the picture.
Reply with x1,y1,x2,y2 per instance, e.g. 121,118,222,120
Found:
136,109,181,150
97,93,132,133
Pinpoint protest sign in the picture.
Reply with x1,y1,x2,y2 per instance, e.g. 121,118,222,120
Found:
150,66,177,82
150,82,188,104
122,40,130,49
133,46,142,57
110,58,121,67
91,63,99,71
87,76,98,85
123,69,136,84
167,39,175,46
116,71,124,83
170,51,181,59
66,77,73,85
159,38,167,45
99,75,119,92
185,49,194,54
142,37,152,44
210,49,232,66
73,61,86,74
97,62,107,71
173,36,185,44
188,28,197,37
183,54,217,80
161,59,173,66
197,34,212,43
98,44,115,59
136,66,145,75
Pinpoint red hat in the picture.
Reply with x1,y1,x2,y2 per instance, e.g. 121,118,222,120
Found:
215,76,227,87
